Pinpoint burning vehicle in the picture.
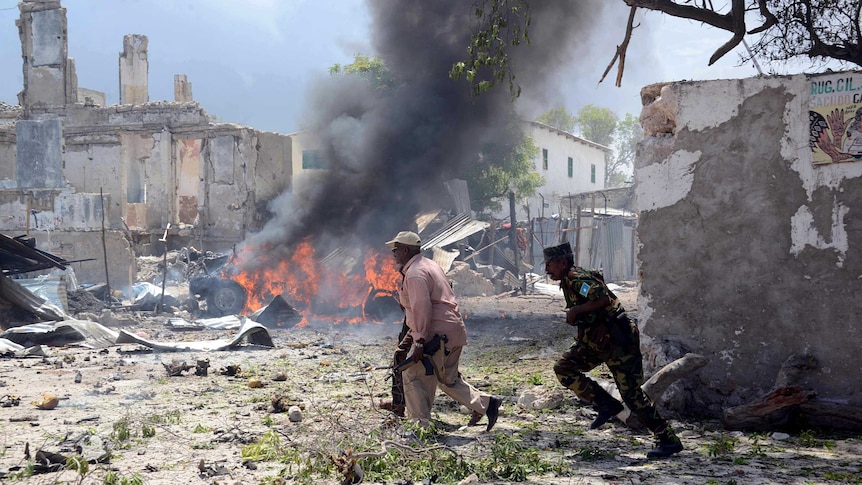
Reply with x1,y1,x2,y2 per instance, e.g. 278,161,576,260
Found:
186,250,248,317
186,242,402,324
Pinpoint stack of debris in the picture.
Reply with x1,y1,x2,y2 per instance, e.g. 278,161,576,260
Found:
0,234,72,325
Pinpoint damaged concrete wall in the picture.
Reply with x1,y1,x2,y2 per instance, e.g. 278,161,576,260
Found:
16,0,75,108
201,130,253,242
16,119,63,188
635,72,862,417
61,103,209,232
253,131,292,227
174,74,192,102
119,34,148,105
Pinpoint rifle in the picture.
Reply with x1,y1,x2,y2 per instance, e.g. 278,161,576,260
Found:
394,334,446,376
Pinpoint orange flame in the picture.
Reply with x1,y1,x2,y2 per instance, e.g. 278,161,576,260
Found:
230,239,401,325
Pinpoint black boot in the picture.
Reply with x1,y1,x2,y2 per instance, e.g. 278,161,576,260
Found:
646,432,683,459
590,390,624,429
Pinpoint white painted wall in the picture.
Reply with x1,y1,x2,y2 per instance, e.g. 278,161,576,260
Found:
498,121,610,221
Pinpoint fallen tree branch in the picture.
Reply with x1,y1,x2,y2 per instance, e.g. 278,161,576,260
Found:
722,354,862,432
348,439,458,459
334,441,459,485
642,352,709,402
723,386,816,431
599,352,708,429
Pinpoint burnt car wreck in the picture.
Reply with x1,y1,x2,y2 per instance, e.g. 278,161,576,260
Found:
185,249,248,317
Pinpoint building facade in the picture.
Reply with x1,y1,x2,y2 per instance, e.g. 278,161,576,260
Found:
499,121,611,221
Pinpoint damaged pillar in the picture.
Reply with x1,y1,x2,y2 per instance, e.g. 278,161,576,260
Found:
16,0,76,108
174,74,193,102
119,34,148,105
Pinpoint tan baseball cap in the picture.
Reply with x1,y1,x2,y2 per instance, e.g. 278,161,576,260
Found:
385,231,421,247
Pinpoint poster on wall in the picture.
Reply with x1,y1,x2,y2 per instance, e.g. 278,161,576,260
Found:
809,72,862,165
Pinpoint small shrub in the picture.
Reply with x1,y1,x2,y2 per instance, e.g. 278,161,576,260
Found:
242,430,284,462
111,417,132,442
102,470,144,485
141,424,156,438
704,435,738,457
526,373,544,385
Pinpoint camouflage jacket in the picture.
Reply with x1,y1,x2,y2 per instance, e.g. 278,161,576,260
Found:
560,266,625,326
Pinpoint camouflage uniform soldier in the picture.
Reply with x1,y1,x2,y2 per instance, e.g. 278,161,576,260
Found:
543,242,683,459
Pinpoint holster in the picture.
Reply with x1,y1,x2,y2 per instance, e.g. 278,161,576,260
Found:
606,313,635,349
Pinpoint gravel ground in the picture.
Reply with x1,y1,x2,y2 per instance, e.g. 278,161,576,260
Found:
0,281,860,484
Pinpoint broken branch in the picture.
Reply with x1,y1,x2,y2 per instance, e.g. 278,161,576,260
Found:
599,6,637,87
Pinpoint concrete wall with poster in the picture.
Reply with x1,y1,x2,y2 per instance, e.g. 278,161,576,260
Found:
635,71,862,419
810,72,862,164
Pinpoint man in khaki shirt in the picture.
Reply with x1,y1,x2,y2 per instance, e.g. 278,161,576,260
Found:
386,231,501,430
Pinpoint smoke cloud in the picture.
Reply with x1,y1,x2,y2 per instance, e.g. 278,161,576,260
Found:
239,0,608,265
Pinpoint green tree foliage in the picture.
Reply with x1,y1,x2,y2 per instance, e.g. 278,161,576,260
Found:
535,106,576,133
608,113,642,187
576,104,617,147
466,111,544,215
330,54,395,91
452,0,862,96
449,0,530,97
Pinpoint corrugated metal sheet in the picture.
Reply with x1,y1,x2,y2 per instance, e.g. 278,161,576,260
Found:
420,214,489,250
589,216,626,283
528,215,635,281
17,275,69,313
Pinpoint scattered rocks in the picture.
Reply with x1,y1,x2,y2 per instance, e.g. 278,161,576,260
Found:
288,405,302,422
248,378,263,388
517,386,564,410
32,394,58,410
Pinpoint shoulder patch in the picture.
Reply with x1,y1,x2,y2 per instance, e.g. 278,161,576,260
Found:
579,282,590,297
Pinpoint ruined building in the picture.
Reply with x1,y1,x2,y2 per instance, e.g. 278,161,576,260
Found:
0,0,301,288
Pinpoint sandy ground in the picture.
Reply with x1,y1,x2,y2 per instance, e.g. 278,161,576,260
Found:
1,280,861,484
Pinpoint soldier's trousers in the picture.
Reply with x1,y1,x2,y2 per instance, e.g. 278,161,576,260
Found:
553,317,670,436
392,320,411,414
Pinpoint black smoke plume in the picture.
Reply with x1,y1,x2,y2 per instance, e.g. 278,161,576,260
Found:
238,0,605,266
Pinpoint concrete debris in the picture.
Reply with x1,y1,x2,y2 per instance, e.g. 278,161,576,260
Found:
447,262,494,297
517,386,564,410
163,359,210,377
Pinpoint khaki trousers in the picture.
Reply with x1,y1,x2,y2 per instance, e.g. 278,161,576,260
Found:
402,345,490,425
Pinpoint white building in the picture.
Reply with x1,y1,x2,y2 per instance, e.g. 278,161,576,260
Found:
501,121,611,221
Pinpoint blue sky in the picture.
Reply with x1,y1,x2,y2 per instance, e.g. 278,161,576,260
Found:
0,1,825,135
